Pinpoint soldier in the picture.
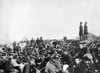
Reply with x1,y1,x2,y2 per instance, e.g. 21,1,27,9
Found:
45,54,62,73
84,22,88,40
79,22,83,41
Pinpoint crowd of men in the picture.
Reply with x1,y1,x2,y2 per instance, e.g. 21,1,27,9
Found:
0,37,100,73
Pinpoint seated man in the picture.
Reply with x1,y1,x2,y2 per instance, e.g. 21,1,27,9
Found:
11,55,21,73
23,59,36,73
3,56,12,73
45,54,62,73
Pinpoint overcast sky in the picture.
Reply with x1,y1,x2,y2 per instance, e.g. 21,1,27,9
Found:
0,0,100,43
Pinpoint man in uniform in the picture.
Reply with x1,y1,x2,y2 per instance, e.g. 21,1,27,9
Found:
84,22,88,40
79,22,83,41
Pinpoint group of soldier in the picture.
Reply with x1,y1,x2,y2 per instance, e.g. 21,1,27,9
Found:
0,22,100,73
79,22,88,41
0,36,100,73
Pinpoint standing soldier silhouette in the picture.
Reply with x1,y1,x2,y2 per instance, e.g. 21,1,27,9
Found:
84,22,88,40
79,22,83,41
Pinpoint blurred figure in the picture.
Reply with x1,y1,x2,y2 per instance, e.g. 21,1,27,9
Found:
79,22,83,41
84,22,88,40
45,54,62,73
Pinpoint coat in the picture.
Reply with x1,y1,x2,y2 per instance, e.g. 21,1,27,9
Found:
23,62,31,73
45,59,62,73
23,62,36,73
74,61,87,73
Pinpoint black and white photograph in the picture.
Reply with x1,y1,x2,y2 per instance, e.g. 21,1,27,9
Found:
0,0,100,73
